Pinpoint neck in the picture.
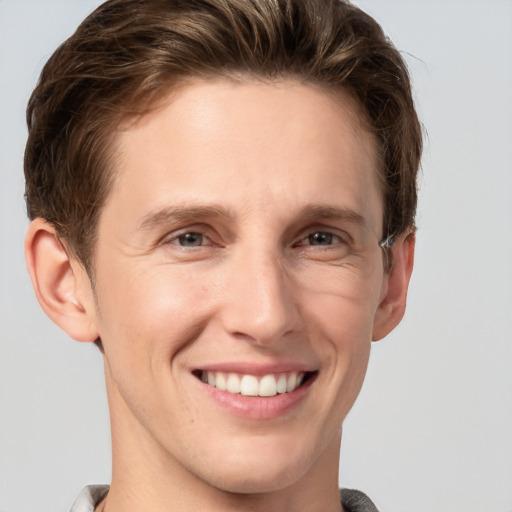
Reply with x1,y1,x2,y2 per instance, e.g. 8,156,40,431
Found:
105,432,344,512
104,469,344,512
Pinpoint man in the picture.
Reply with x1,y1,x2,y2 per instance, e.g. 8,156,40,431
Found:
23,0,421,511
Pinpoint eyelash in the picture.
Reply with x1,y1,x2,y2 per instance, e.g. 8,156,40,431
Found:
162,228,349,250
163,230,215,248
294,231,346,248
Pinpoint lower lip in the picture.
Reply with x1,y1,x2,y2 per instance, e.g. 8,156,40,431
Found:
196,374,316,420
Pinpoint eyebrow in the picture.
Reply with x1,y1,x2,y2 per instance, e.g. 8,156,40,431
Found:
299,204,367,227
139,204,232,231
139,203,367,231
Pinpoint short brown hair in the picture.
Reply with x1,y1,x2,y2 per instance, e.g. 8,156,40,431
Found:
25,0,422,272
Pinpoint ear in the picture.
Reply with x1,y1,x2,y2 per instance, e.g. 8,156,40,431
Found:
24,218,99,342
372,232,415,341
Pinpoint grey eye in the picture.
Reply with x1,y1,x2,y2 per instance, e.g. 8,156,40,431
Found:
307,232,337,245
175,232,204,247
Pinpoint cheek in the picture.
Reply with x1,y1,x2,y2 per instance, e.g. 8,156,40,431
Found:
299,268,382,396
95,263,216,368
305,290,374,377
298,264,384,346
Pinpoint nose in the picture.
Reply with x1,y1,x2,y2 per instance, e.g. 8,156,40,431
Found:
219,245,300,346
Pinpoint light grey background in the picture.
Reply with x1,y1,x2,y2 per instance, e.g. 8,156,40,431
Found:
1,1,511,511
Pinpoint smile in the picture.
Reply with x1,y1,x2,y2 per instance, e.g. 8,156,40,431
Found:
195,370,314,397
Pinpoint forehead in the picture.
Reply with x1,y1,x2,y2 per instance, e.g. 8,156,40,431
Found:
102,78,382,235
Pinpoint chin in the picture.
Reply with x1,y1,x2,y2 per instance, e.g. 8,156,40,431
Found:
209,461,307,495
191,434,325,496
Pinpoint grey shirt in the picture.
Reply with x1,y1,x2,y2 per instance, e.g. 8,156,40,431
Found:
70,485,380,512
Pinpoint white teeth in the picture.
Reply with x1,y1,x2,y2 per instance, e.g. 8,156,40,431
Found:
201,371,307,396
276,374,287,394
226,373,241,394
216,372,227,391
240,375,259,396
259,375,277,396
286,373,297,392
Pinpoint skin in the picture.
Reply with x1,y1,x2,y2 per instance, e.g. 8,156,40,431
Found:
25,79,415,512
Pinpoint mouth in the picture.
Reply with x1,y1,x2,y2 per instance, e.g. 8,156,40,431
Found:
192,369,317,397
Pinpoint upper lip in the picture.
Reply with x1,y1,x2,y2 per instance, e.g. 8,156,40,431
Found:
192,362,318,376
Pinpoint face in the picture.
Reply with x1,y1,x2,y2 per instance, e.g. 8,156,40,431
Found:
88,79,390,494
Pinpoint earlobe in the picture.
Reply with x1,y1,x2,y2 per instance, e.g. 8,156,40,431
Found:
24,218,99,342
372,232,415,341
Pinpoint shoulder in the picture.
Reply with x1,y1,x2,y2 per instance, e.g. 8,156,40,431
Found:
340,488,380,512
69,485,109,512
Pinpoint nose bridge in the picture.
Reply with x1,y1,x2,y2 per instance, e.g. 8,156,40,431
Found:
221,238,298,345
